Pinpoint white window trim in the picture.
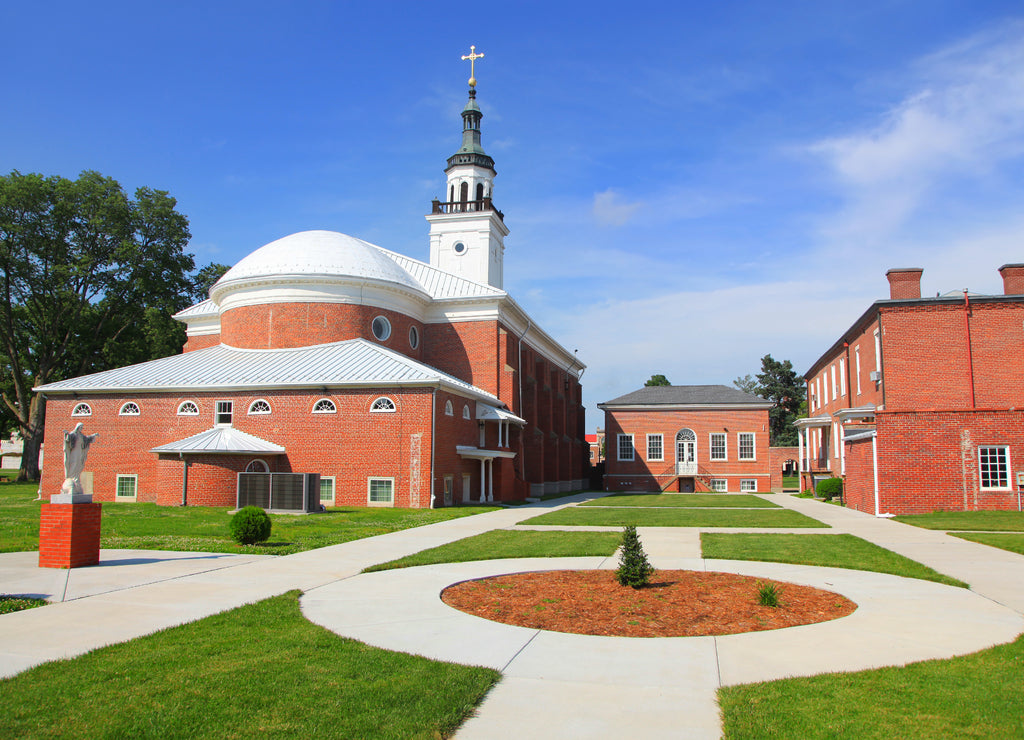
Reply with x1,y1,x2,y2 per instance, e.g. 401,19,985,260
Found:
647,434,663,462
855,346,862,396
709,479,727,492
979,446,1011,490
115,474,138,501
319,476,336,506
72,403,92,417
312,398,337,414
839,358,846,397
367,477,395,507
709,433,727,461
245,459,269,473
444,400,454,416
737,432,756,461
247,399,272,415
740,479,757,492
215,400,233,425
408,325,419,349
119,402,140,416
370,397,396,413
874,329,882,374
177,401,199,416
617,434,635,462
462,404,471,420
371,315,392,342
831,364,838,401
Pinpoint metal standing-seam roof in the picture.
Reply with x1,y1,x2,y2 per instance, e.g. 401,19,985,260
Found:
34,338,502,403
151,426,286,455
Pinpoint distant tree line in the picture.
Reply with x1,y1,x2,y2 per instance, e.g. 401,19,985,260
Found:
734,355,806,447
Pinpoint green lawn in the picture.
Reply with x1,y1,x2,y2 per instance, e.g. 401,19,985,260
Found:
782,475,799,489
892,510,1024,531
720,633,1024,739
951,532,1024,556
365,529,621,572
519,507,826,528
0,482,497,555
583,493,780,508
701,533,967,588
0,591,498,739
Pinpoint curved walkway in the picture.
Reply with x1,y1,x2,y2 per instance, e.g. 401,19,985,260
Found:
301,554,1024,740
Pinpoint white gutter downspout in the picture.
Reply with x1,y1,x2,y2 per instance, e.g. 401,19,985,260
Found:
429,387,436,508
872,432,879,516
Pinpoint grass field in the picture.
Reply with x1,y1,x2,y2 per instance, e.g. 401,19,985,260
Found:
0,482,497,555
720,633,1024,739
365,529,621,572
583,493,780,508
0,591,499,739
519,507,826,528
951,531,1024,556
701,533,967,587
892,510,1024,531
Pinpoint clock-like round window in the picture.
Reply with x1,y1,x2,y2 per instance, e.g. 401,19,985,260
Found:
453,241,466,255
372,316,392,342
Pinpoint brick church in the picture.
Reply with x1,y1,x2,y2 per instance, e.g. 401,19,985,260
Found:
36,63,587,509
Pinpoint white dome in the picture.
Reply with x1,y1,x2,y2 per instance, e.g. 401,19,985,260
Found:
215,230,423,293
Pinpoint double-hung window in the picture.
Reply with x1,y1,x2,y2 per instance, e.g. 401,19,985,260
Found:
647,434,663,461
738,433,755,460
710,433,726,460
617,434,635,462
979,446,1010,489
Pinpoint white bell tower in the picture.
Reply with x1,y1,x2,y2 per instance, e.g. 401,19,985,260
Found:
427,46,508,288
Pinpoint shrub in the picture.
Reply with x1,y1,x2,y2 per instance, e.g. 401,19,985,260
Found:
816,477,844,500
230,506,272,545
0,595,46,615
616,525,655,588
757,581,781,608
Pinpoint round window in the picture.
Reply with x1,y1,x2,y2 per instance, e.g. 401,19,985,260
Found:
409,325,419,349
453,241,466,255
371,316,392,342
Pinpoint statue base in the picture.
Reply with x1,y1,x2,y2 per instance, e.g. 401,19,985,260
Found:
39,502,102,569
50,493,93,504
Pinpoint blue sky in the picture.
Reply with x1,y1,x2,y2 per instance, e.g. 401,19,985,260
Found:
6,2,1024,429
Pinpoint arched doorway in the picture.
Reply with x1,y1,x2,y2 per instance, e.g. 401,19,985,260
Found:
675,429,696,475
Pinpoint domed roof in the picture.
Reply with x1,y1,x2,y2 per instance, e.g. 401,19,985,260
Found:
214,230,423,293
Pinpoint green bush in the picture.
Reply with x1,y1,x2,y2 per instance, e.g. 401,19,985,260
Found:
0,595,46,615
816,477,844,500
616,525,655,588
230,506,272,545
757,581,781,608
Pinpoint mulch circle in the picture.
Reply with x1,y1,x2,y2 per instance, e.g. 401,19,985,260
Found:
441,569,857,638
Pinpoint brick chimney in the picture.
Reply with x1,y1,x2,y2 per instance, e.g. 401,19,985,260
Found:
886,268,923,299
998,263,1024,295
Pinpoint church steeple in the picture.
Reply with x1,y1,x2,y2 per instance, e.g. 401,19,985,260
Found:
427,46,508,289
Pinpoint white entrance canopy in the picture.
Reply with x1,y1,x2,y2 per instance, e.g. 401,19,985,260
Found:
151,427,286,455
456,445,516,503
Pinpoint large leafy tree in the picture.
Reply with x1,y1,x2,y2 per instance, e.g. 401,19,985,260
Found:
0,170,197,481
644,374,671,387
752,355,805,447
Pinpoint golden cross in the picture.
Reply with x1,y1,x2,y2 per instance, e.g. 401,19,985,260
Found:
461,45,484,88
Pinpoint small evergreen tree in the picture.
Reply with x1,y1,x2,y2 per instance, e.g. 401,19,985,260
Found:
616,525,655,588
230,506,272,545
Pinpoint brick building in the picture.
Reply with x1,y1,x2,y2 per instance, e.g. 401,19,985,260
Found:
796,264,1024,515
35,76,586,509
599,386,772,492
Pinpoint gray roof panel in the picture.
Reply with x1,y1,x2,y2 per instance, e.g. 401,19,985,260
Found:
600,385,771,407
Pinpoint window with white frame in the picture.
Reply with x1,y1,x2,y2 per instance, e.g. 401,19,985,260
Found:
115,474,137,500
319,476,335,505
367,477,394,506
709,479,727,492
72,403,92,417
245,459,269,473
444,400,454,416
831,364,838,400
738,433,755,460
874,329,882,374
979,446,1010,489
371,315,391,342
740,479,757,492
833,422,840,458
710,433,727,460
816,377,822,406
177,401,199,416
462,404,471,420
119,402,140,416
370,397,396,413
312,398,336,414
248,399,271,415
855,346,862,395
617,434,635,461
647,434,663,461
215,400,233,424
839,358,846,397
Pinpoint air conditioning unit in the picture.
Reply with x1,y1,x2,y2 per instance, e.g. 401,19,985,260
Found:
869,370,881,381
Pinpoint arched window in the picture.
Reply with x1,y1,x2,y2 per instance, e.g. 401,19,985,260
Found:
449,184,454,203
462,404,471,420
177,401,199,416
119,402,141,416
371,315,391,342
71,403,92,417
312,398,337,414
248,399,272,415
476,183,484,202
245,459,269,473
370,397,396,413
675,428,696,468
444,400,454,416
459,181,468,204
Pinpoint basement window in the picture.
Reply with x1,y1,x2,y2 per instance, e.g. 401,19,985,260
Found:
116,474,137,501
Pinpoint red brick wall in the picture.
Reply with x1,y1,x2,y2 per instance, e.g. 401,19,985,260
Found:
183,334,220,353
875,408,1024,513
38,503,102,568
424,320,498,396
843,435,876,514
768,446,799,491
220,302,423,360
603,408,770,492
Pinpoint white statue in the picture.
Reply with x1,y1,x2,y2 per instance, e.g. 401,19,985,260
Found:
62,422,98,496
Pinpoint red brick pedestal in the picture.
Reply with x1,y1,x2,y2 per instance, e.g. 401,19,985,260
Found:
39,503,102,568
